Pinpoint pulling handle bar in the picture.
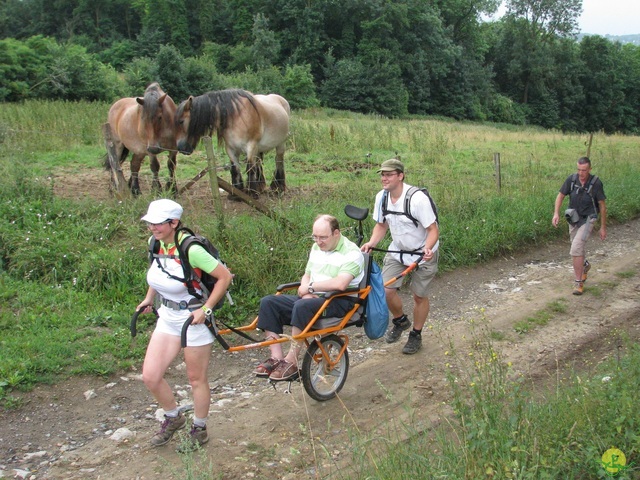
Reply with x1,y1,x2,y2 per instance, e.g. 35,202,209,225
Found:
181,315,231,350
130,306,158,338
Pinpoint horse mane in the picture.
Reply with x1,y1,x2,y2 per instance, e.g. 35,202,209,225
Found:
141,82,164,122
186,89,258,142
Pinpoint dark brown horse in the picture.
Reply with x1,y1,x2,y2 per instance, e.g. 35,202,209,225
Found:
104,83,178,194
174,89,290,194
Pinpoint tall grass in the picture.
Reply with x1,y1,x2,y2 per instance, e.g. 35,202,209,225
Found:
0,100,106,152
346,320,640,479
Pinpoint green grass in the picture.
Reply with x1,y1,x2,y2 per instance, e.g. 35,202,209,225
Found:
164,439,221,480
615,271,637,279
514,299,569,334
489,329,508,341
345,321,640,480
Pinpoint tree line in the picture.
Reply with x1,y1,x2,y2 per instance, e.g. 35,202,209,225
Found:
1,0,639,134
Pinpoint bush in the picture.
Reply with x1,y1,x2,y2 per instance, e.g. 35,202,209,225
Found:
0,38,45,101
99,40,139,71
182,56,220,97
34,42,124,101
487,93,527,125
320,56,407,116
155,44,188,101
123,57,156,96
283,64,319,109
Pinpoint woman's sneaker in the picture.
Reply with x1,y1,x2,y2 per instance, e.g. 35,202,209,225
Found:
177,425,209,453
385,315,411,343
150,412,186,446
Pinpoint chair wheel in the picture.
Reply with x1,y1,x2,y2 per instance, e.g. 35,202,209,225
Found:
301,334,349,401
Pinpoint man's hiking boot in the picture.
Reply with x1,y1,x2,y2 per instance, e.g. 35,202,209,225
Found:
582,260,591,282
177,424,209,453
402,330,422,354
573,280,584,296
385,315,411,343
150,412,186,446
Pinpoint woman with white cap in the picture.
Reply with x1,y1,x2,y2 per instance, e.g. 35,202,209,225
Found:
136,199,232,450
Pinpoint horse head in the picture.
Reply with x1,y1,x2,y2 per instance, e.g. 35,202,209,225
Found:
137,83,177,155
175,90,248,155
175,96,198,155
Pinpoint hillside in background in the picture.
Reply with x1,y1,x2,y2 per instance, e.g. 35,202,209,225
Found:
578,33,640,45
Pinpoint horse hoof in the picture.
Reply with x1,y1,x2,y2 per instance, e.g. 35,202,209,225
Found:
270,181,286,193
165,182,178,195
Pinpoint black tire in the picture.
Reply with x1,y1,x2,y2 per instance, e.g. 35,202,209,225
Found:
301,334,349,401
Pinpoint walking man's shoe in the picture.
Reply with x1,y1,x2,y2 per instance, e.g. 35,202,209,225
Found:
150,412,186,446
581,260,591,282
573,280,584,296
402,330,422,354
385,315,411,343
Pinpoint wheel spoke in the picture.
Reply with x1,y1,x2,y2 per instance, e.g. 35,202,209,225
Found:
301,335,349,401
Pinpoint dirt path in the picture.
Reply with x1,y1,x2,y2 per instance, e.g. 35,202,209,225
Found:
2,218,639,480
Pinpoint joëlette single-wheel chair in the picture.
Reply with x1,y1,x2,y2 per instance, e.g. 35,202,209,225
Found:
132,205,418,401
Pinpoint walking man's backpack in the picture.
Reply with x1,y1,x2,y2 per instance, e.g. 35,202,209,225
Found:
569,173,600,214
381,185,439,226
149,226,227,310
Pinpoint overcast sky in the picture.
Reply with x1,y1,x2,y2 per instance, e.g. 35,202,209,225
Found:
486,0,639,36
579,0,640,36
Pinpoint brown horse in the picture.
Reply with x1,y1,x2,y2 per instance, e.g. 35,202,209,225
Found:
104,83,178,194
174,89,290,194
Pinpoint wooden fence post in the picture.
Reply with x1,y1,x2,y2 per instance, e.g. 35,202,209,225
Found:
179,139,292,231
102,123,127,198
203,136,225,227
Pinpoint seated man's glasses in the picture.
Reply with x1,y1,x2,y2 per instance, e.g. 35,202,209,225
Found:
311,233,332,242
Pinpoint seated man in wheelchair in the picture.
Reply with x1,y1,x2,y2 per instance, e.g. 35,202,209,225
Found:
253,214,365,381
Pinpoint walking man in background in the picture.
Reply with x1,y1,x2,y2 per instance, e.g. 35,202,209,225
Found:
552,156,607,295
361,159,439,354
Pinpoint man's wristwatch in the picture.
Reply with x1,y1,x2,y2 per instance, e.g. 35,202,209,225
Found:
308,282,315,294
201,305,213,316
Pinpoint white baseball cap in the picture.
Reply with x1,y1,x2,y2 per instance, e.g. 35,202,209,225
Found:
141,199,183,223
